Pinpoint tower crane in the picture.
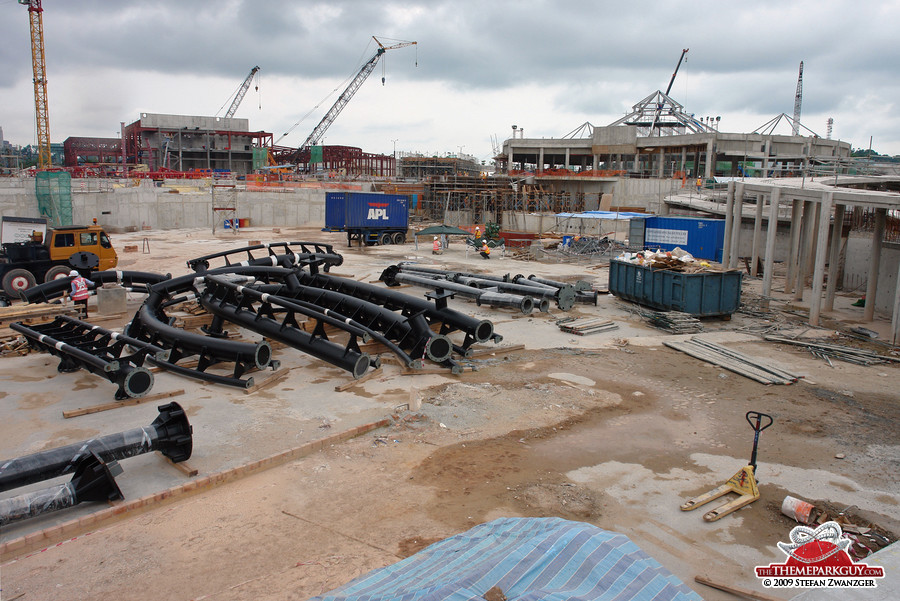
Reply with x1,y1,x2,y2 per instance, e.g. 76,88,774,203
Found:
792,61,803,136
289,36,416,164
223,66,260,118
19,0,51,168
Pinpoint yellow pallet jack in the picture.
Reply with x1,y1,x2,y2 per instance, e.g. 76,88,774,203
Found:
681,411,773,522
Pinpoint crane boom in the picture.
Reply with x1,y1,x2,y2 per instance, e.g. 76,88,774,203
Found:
225,66,260,118
290,37,416,163
792,61,803,136
19,0,51,168
665,48,689,96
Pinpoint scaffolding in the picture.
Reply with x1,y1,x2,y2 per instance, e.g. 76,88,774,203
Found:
35,171,72,226
211,183,238,234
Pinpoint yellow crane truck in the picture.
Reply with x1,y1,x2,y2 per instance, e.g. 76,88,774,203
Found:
0,216,118,299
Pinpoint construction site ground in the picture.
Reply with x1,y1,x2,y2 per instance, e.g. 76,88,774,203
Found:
1,226,898,601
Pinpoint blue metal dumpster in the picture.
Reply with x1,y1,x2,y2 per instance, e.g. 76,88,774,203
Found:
608,259,743,316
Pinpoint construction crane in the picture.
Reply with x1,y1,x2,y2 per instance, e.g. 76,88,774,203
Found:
650,48,689,135
289,36,416,164
223,66,260,118
665,48,689,96
19,0,51,168
792,61,803,136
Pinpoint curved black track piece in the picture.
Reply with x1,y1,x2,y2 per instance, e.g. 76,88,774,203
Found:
19,270,172,304
187,241,343,273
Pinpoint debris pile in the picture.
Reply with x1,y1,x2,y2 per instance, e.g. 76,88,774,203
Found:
764,335,900,366
616,248,729,273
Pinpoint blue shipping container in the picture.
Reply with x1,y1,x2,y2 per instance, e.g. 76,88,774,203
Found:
325,192,409,230
608,259,743,317
642,216,725,262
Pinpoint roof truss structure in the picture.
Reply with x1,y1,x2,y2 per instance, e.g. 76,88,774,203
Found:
608,90,714,136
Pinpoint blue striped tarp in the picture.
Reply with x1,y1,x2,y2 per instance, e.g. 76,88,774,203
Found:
309,517,702,601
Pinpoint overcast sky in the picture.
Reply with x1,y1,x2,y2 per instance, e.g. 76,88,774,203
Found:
2,0,899,163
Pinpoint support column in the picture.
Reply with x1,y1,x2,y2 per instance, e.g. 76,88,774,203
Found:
564,148,570,170
659,148,665,178
592,154,599,170
750,193,764,276
809,192,833,326
729,182,745,269
784,199,803,293
705,139,714,178
794,201,815,301
892,259,900,346
507,144,514,173
864,209,887,322
539,147,544,174
824,203,845,311
762,188,781,300
722,181,735,264
680,147,686,175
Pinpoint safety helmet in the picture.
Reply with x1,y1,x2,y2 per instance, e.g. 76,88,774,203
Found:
434,236,438,240
69,270,79,277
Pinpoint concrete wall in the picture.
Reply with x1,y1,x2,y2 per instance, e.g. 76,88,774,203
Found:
612,178,681,211
0,178,328,231
844,233,899,317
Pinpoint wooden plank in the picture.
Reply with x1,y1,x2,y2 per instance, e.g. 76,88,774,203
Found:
62,389,186,419
694,575,785,601
334,366,383,392
467,344,525,357
160,454,199,477
243,369,290,395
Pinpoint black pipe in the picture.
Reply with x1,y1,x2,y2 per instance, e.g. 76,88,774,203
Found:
198,281,374,379
19,270,171,304
0,452,124,527
187,241,342,272
204,275,421,369
0,402,192,493
11,321,156,400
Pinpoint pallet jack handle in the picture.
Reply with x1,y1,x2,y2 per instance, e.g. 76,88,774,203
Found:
745,410,773,473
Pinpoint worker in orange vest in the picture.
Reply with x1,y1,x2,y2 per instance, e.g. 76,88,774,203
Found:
65,269,94,317
432,236,442,255
480,240,491,259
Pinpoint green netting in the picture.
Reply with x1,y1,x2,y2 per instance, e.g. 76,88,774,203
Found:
252,147,269,170
35,172,73,226
310,145,323,164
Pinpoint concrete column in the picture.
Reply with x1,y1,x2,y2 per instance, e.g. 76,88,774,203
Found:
762,188,781,299
564,148,570,170
507,144,514,173
763,139,771,177
809,192,833,326
892,260,900,346
592,154,599,170
659,148,665,178
784,199,803,293
824,203,845,311
750,194,764,276
794,201,815,301
705,139,714,178
864,208,887,322
680,147,686,175
722,181,735,264
729,182,745,269
538,148,544,174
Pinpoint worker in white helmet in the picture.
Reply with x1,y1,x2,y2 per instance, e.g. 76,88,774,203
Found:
432,236,442,255
480,239,491,259
64,270,94,317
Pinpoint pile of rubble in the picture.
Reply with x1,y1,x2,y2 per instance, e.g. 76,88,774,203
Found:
615,248,729,273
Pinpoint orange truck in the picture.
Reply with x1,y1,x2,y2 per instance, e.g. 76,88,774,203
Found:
0,216,118,298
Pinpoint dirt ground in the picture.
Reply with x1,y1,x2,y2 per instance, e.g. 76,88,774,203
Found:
1,225,898,600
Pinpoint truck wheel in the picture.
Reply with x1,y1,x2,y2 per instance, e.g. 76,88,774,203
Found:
392,231,406,245
2,269,37,297
379,232,392,246
45,265,73,283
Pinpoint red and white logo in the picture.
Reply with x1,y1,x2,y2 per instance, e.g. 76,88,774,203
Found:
756,521,885,589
